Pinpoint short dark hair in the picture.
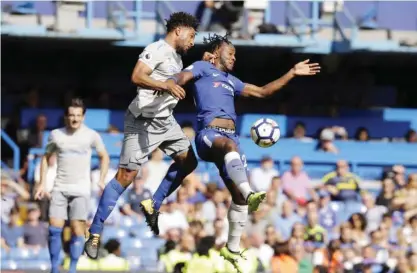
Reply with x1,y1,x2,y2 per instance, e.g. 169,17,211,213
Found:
203,33,232,53
104,239,120,254
165,12,199,33
65,98,86,115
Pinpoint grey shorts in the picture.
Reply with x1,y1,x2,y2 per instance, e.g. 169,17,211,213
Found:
49,191,89,221
119,110,191,171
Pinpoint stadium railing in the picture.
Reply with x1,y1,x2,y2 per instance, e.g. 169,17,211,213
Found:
1,129,20,174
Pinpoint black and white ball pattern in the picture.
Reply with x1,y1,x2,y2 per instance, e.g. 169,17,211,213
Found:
250,118,281,148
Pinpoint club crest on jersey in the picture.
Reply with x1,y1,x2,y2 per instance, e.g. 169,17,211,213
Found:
144,52,152,60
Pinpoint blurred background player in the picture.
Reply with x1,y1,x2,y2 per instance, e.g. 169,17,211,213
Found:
160,33,320,272
34,98,109,273
84,12,202,258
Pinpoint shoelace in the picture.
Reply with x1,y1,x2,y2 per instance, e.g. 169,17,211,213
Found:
91,235,100,247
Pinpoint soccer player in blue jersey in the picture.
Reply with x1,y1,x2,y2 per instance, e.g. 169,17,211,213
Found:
147,33,320,272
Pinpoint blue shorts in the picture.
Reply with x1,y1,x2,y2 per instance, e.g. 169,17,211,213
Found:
195,128,248,170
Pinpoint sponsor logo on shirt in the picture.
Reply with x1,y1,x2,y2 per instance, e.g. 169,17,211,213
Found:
213,81,234,95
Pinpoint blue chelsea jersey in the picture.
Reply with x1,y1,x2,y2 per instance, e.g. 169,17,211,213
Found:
184,61,245,130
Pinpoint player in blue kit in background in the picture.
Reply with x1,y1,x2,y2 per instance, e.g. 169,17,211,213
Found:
143,33,321,272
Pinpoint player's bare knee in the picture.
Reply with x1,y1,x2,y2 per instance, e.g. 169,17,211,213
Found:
70,220,85,236
116,168,138,187
174,150,198,174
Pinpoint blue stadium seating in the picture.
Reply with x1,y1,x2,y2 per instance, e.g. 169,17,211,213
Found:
23,108,416,138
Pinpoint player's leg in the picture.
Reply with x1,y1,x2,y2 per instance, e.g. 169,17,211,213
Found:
216,169,248,273
141,121,198,235
86,113,159,258
68,195,89,273
48,191,68,273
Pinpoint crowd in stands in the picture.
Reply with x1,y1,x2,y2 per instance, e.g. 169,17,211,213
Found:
2,115,417,272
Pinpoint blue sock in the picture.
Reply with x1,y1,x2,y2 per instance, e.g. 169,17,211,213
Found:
48,226,63,273
153,163,188,210
89,178,125,234
68,235,84,273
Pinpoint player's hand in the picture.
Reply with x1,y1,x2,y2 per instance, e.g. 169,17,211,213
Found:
202,52,216,64
165,79,186,100
98,181,106,191
34,187,50,200
293,59,321,76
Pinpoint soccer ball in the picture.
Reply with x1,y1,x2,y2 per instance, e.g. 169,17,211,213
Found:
250,118,281,148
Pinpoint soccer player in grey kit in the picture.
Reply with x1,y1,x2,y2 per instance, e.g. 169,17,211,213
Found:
35,98,110,273
85,12,206,259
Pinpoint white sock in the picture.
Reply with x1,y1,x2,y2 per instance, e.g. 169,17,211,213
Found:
227,202,248,253
224,152,253,200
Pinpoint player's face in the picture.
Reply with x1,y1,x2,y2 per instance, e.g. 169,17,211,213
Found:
177,27,196,55
66,106,85,130
218,43,236,72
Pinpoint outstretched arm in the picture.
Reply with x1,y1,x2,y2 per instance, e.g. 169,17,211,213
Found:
167,61,209,86
240,59,320,98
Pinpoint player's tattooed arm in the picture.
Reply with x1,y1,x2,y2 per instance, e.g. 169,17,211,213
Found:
240,59,320,98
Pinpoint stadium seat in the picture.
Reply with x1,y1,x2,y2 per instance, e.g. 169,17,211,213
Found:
8,248,34,260
102,226,129,243
1,260,18,270
1,248,7,260
129,225,154,239
35,248,50,260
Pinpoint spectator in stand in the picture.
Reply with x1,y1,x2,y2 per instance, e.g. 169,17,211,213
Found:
349,213,369,247
23,205,48,249
27,114,48,148
275,200,302,240
159,200,189,237
121,175,152,221
292,242,314,273
144,149,170,194
159,233,194,273
196,1,248,39
339,222,356,247
97,239,129,271
405,129,417,143
354,127,370,141
265,224,281,247
362,193,388,232
1,173,30,224
250,156,279,192
408,252,417,272
281,156,317,204
322,160,362,222
304,209,326,245
291,122,313,142
317,128,339,154
376,178,396,209
1,207,24,250
248,231,274,270
246,204,269,235
392,174,417,220
269,176,287,214
271,241,298,273
290,223,305,245
317,190,337,234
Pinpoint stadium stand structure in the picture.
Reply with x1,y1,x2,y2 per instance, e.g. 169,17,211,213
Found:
1,1,417,53
12,108,416,183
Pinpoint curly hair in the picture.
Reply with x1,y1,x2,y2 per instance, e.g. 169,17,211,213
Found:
203,33,232,53
165,12,199,33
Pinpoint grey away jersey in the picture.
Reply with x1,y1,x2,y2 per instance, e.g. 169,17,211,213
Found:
46,125,105,196
128,39,183,118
